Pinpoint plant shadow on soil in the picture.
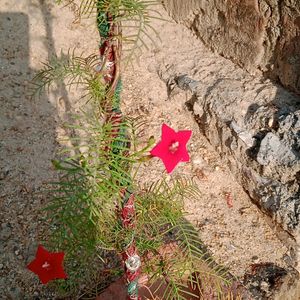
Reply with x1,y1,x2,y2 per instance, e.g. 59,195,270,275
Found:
0,6,135,299
0,10,58,299
0,5,104,298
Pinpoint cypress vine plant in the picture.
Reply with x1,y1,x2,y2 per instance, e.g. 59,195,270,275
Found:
27,0,246,299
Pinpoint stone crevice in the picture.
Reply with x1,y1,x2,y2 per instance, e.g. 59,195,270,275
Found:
161,73,300,243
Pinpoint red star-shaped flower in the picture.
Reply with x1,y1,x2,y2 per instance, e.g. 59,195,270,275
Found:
150,123,192,173
27,245,67,284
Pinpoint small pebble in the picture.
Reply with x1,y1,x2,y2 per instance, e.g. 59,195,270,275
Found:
7,286,23,300
0,225,12,241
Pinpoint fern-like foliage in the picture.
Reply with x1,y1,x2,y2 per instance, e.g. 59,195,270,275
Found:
38,85,238,298
132,178,241,299
56,0,163,62
32,49,107,109
43,104,154,295
45,160,100,296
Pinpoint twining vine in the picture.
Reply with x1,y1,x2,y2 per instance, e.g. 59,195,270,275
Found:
98,8,141,299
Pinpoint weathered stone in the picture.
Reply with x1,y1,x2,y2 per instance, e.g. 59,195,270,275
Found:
7,287,23,300
257,132,297,167
156,54,300,278
162,0,300,94
167,73,300,236
25,241,38,264
0,223,12,241
243,263,299,300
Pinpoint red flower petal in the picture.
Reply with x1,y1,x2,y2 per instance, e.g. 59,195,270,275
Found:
38,269,53,285
51,252,67,280
161,123,176,140
177,130,192,145
27,245,67,284
150,124,192,173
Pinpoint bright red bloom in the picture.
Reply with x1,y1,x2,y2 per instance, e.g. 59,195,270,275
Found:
27,245,67,284
150,123,192,173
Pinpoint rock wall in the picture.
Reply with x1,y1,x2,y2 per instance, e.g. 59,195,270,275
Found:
161,0,300,274
155,49,300,274
160,72,300,243
162,0,300,95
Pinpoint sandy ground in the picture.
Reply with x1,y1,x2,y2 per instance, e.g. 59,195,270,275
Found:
0,0,292,299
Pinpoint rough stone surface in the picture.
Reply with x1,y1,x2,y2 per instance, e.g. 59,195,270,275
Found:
7,286,23,300
164,74,300,295
167,72,300,239
243,262,299,300
163,0,300,95
154,34,300,275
